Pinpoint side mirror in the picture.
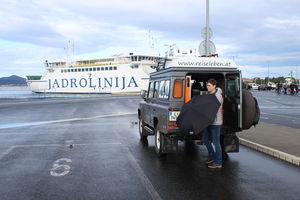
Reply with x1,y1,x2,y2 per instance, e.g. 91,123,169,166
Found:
140,90,147,99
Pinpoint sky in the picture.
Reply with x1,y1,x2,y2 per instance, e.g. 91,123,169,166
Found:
0,0,300,79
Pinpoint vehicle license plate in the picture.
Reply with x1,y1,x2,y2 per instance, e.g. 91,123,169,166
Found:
169,111,180,121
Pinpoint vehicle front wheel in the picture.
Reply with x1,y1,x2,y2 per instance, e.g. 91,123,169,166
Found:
139,118,148,140
155,129,166,157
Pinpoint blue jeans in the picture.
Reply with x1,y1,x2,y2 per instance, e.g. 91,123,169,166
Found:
203,125,222,165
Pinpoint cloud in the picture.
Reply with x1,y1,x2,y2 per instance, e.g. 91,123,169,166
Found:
0,0,300,78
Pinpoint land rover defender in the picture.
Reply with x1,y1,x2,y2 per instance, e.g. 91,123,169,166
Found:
138,56,259,156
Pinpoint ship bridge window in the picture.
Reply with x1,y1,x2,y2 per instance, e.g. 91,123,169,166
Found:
61,70,64,73
101,67,104,71
85,68,88,71
93,67,96,71
97,67,100,71
105,67,108,70
78,68,81,72
68,69,71,72
131,56,134,61
89,68,92,71
109,67,112,70
114,66,117,70
75,69,78,72
71,69,74,72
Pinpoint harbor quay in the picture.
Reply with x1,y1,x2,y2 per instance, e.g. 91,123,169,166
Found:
0,92,299,200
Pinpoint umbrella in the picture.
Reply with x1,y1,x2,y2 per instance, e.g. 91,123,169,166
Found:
177,94,221,134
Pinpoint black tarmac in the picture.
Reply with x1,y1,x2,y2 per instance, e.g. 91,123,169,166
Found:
0,94,299,200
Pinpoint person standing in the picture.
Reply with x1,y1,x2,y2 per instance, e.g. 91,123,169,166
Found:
203,79,224,169
283,84,287,94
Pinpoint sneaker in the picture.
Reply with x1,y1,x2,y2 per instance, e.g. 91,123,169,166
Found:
208,164,222,169
205,159,214,164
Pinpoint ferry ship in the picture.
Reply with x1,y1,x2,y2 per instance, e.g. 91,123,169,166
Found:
27,54,162,94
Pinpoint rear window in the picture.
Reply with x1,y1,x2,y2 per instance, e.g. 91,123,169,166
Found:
173,80,183,98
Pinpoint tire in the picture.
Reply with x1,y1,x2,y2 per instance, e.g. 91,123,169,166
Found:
139,118,148,140
155,129,166,157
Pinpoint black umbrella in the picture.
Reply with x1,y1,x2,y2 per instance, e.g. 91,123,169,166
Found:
177,94,221,134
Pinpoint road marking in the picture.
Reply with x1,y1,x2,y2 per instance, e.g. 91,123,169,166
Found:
260,106,300,109
50,158,72,177
0,96,139,107
0,143,122,160
260,116,269,119
261,112,300,120
123,145,163,200
114,130,163,200
0,112,136,130
0,146,16,160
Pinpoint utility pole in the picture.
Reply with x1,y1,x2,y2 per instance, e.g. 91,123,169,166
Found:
267,62,270,83
205,0,209,56
296,65,298,83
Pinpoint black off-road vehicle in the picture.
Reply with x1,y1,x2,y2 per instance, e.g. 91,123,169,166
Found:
138,57,259,156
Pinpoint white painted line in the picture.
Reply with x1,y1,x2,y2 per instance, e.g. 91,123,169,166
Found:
123,145,163,200
260,112,300,120
114,130,162,200
0,143,123,160
239,138,300,167
14,143,122,148
0,146,16,160
0,96,139,107
0,112,136,130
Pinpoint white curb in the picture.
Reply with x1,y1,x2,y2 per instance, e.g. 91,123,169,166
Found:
239,137,300,167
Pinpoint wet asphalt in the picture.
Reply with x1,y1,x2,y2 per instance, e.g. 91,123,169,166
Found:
0,93,299,200
252,90,300,129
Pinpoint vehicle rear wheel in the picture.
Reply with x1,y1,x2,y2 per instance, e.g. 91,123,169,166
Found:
155,129,166,157
139,118,148,140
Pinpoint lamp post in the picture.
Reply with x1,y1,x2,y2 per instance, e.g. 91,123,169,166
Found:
267,61,270,84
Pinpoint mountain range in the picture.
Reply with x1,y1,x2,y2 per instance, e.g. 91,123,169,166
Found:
0,75,27,85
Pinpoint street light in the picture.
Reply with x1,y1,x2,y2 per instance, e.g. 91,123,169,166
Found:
267,61,270,84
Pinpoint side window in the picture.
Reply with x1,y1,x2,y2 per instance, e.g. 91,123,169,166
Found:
164,80,170,98
173,79,183,98
158,81,165,98
153,81,159,98
226,76,240,99
158,80,170,99
148,82,154,98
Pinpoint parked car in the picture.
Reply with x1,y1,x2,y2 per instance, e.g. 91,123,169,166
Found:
258,84,267,90
267,82,276,90
248,83,259,90
138,57,260,157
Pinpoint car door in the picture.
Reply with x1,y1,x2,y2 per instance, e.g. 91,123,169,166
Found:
224,72,242,130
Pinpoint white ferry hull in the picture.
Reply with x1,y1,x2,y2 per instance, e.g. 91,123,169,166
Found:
27,63,153,94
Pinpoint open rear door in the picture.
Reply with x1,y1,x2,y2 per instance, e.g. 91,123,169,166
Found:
224,72,242,130
184,75,192,103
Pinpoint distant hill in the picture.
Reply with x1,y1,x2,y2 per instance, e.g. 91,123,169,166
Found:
0,75,27,85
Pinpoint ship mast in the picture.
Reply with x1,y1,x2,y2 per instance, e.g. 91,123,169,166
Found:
66,40,74,67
